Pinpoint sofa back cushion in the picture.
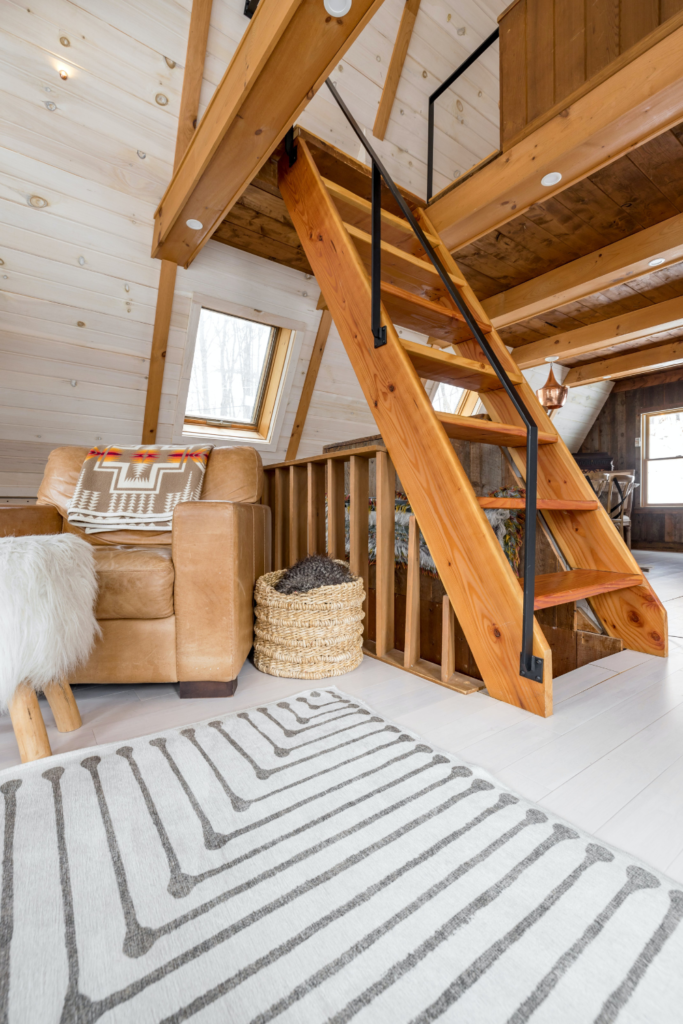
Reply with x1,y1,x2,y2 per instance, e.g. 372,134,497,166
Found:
37,445,264,546
202,446,263,504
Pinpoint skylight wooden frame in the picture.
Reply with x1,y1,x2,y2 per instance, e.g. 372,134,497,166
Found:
176,294,306,449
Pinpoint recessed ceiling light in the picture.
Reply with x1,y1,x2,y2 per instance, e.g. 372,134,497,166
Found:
541,172,562,187
58,69,68,80
186,219,203,230
649,258,665,267
324,0,352,14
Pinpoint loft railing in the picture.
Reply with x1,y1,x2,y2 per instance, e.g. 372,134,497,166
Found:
426,27,499,202
323,77,543,685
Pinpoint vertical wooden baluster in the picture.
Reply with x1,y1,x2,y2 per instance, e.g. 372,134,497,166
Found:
350,455,370,641
404,515,420,668
327,458,346,559
273,467,289,570
307,462,326,555
441,595,456,683
289,464,308,566
375,450,395,657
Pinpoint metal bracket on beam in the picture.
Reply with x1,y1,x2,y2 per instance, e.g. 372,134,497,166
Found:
244,0,260,18
285,127,297,168
519,653,544,683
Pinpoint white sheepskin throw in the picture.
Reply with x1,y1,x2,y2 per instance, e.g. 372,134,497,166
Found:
0,534,99,711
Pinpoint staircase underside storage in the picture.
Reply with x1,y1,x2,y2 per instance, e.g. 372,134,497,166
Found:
278,131,668,718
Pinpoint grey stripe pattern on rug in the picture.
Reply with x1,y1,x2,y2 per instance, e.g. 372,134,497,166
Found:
0,687,681,1023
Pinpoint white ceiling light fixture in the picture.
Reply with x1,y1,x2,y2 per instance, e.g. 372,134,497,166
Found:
541,172,562,187
324,0,352,16
649,258,666,267
186,219,203,230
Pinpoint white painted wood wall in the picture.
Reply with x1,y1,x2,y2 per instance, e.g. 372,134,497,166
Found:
0,0,507,496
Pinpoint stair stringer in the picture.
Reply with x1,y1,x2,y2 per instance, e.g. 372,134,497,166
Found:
280,139,552,716
416,210,668,659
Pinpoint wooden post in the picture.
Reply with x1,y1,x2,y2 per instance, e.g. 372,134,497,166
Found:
289,464,308,566
327,458,346,559
273,466,289,570
286,309,333,461
43,679,82,733
142,0,213,442
441,595,456,683
349,455,369,639
373,0,421,141
375,450,395,656
404,515,420,668
307,461,326,555
9,686,51,763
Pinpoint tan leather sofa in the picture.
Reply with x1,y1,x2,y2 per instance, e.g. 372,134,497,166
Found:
0,446,272,697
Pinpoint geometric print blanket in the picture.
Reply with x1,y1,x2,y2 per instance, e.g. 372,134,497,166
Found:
1,687,682,1023
67,444,212,533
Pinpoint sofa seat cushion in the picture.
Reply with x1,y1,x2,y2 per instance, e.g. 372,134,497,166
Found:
93,546,174,620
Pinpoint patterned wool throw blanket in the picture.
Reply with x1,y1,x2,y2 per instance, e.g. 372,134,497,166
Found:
1,687,681,1023
67,444,212,532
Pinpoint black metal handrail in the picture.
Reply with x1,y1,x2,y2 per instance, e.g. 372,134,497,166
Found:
324,77,543,684
426,27,499,202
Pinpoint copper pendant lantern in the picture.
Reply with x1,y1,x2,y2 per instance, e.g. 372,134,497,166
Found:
537,357,568,410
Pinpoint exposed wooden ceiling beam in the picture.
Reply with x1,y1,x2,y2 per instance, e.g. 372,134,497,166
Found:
564,339,683,388
483,211,683,329
512,295,683,370
428,22,683,253
612,365,683,392
152,0,384,268
373,0,420,142
142,0,213,443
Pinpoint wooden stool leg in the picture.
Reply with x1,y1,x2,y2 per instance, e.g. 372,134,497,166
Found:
44,679,82,733
9,685,52,763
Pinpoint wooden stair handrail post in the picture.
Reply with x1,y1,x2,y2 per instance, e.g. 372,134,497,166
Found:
307,461,326,555
404,515,420,668
327,458,346,561
375,450,395,657
349,455,370,641
289,464,307,566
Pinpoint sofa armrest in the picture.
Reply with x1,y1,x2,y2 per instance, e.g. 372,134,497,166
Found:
0,505,62,537
172,501,272,683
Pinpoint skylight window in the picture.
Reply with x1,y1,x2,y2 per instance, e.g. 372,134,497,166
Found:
185,309,278,428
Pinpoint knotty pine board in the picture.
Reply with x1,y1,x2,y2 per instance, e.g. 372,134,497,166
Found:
0,0,503,493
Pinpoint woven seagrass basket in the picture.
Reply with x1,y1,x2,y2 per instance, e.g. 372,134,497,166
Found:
253,564,365,679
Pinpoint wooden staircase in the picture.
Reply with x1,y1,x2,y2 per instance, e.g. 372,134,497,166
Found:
278,135,668,718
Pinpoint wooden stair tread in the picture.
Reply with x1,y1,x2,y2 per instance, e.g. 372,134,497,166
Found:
521,569,643,610
478,497,599,510
401,339,522,391
345,222,467,304
323,177,439,255
436,412,558,447
382,282,490,343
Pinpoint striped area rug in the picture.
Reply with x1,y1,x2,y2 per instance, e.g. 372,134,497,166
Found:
1,688,681,1023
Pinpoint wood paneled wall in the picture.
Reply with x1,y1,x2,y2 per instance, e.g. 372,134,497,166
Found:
580,375,683,549
499,0,683,150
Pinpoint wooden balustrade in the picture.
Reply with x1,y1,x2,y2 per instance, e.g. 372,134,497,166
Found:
262,444,485,695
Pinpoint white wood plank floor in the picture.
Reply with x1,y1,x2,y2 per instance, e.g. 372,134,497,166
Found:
2,549,683,881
